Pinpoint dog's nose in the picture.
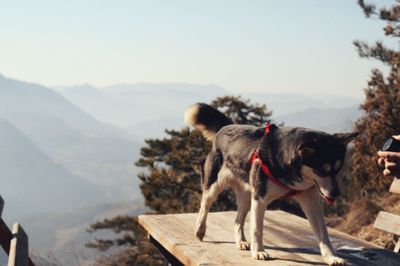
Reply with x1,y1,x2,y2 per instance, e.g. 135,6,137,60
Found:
330,189,340,199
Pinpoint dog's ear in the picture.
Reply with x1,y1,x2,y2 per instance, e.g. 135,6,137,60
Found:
298,146,316,158
333,132,358,146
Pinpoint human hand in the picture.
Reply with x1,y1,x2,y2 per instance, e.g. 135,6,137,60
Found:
378,135,400,177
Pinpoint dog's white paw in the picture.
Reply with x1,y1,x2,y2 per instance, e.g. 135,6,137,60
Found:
252,250,271,260
324,256,346,266
194,226,206,241
236,241,250,250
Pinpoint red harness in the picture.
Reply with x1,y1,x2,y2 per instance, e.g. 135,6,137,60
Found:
251,124,300,200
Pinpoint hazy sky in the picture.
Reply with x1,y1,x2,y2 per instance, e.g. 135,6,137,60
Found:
0,0,396,98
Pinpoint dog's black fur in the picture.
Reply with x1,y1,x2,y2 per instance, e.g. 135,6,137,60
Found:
200,110,354,200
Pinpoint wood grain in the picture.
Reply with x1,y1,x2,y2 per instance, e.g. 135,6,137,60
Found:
374,211,400,236
389,178,400,194
139,211,400,265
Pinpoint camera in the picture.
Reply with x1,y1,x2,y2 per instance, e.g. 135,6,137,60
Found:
381,137,400,152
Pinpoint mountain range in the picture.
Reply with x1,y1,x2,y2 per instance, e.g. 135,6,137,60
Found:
0,119,104,219
0,74,142,220
56,83,363,139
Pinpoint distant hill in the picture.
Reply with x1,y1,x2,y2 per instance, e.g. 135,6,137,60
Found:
0,119,105,220
56,84,362,140
0,74,141,202
56,83,227,128
275,105,363,133
243,92,362,117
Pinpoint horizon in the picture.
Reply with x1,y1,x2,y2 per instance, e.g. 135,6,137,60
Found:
0,0,396,99
0,71,365,101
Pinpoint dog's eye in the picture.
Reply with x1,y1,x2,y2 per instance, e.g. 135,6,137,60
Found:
314,169,329,177
323,163,331,173
334,160,342,171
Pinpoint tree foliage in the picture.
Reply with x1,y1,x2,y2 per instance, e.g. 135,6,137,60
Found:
352,0,400,197
86,216,166,266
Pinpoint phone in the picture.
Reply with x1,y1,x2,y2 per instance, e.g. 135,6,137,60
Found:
381,137,400,152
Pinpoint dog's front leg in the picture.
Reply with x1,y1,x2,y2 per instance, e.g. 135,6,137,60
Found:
249,161,270,260
295,187,345,266
233,186,251,250
250,196,269,260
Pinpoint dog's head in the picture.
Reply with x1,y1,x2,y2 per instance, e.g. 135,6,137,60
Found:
295,131,357,205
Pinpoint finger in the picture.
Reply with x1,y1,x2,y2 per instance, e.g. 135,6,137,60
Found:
378,151,400,161
385,161,397,168
386,163,400,172
378,158,386,167
383,168,392,177
393,135,400,141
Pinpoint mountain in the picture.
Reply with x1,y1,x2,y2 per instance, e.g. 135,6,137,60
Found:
56,85,362,138
54,84,137,129
0,74,141,201
0,119,105,220
243,92,362,117
56,83,227,129
275,105,364,133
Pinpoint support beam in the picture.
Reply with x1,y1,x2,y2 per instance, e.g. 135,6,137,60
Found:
0,196,4,217
0,219,13,255
394,238,400,253
149,235,184,266
8,223,28,266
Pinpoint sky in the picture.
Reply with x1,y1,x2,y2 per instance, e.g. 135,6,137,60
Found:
0,0,397,98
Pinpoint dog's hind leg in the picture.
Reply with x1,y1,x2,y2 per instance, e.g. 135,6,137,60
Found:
294,186,345,266
233,184,251,250
195,150,224,241
194,182,224,241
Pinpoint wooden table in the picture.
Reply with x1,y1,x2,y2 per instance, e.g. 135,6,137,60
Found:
139,211,400,265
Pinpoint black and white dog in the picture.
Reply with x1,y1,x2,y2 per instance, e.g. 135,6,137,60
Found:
185,103,356,266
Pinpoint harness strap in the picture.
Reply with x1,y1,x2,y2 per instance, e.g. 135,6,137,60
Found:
251,123,300,200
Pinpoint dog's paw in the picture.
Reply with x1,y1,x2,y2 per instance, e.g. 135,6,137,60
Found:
236,241,250,250
194,226,206,241
324,256,346,266
251,250,271,260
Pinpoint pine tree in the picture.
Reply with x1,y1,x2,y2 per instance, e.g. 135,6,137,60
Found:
86,216,166,266
352,0,400,197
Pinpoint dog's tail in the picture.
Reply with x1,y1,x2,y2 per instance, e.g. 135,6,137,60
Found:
184,103,233,140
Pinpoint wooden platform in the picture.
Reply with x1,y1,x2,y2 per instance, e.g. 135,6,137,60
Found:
139,211,400,266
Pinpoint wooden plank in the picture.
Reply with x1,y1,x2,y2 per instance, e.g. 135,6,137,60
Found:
394,239,400,253
0,195,4,217
374,211,400,236
8,223,29,266
139,211,400,266
0,219,13,256
389,178,400,194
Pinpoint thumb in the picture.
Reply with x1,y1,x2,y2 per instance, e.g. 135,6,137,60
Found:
393,135,400,141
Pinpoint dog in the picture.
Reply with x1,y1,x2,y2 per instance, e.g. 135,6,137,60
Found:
184,103,357,266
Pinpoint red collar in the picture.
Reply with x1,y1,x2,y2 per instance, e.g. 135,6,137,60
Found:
251,124,300,200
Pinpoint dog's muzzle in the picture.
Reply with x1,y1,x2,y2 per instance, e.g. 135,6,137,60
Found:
314,181,339,206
